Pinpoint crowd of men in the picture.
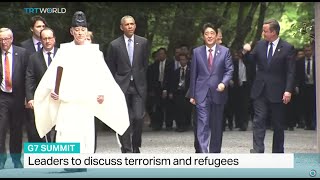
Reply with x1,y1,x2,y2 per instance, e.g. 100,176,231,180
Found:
0,12,316,170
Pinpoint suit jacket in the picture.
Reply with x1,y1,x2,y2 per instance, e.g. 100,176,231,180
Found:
296,56,315,88
249,39,295,103
25,47,58,101
169,65,190,95
189,44,233,104
106,35,149,98
20,38,37,56
0,45,28,104
149,59,174,92
232,57,254,87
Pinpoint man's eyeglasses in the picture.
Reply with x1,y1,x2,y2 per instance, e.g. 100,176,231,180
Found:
0,37,12,42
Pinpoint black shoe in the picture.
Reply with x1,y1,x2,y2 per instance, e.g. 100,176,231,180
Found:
0,162,4,170
14,161,23,168
152,127,162,131
165,127,173,131
288,127,294,131
64,168,87,173
304,127,315,130
133,147,140,153
250,149,258,153
175,128,187,132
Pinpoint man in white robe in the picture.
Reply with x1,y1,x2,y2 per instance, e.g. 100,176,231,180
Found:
33,11,129,156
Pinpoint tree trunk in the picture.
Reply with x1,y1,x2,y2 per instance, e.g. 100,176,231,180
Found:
230,2,259,51
252,2,268,49
167,4,198,58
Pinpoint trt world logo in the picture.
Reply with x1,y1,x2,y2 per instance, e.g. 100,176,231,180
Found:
24,8,67,14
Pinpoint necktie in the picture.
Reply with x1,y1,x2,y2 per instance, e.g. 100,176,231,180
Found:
47,52,52,66
208,48,213,70
306,58,311,75
127,38,133,65
159,61,164,82
267,42,273,64
181,67,185,81
37,42,41,52
238,60,246,86
4,52,12,91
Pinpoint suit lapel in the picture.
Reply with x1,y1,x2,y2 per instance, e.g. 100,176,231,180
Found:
12,47,18,81
210,45,221,75
269,39,283,65
133,35,138,67
38,51,47,70
119,37,131,66
262,41,269,67
200,46,209,74
53,47,58,57
0,53,2,81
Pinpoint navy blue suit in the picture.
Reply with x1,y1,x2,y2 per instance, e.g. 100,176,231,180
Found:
0,45,28,164
189,44,233,153
249,39,295,153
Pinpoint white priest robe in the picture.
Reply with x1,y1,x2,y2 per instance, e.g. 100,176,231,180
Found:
33,42,129,153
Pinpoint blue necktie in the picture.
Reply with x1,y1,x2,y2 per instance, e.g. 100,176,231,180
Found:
37,42,41,52
47,52,52,66
128,38,133,65
267,42,273,64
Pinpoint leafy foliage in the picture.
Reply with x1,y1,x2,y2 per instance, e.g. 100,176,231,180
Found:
0,2,314,60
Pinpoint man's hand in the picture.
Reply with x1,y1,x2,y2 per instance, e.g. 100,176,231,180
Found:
282,92,292,104
28,100,34,109
50,91,59,100
97,95,104,104
216,83,225,92
190,98,196,105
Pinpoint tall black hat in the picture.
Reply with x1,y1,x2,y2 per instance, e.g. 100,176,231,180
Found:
71,11,87,27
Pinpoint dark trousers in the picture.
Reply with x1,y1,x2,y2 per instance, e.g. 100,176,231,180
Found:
301,85,316,129
252,93,285,153
285,93,300,128
174,92,192,129
192,106,201,153
234,83,250,130
151,96,170,130
119,80,144,153
0,92,23,163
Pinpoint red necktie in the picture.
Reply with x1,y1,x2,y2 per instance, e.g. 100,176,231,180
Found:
4,52,12,91
208,48,213,70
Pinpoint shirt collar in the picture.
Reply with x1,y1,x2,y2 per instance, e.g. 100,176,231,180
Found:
206,44,216,53
32,37,41,45
43,48,54,55
270,37,280,48
2,45,13,55
124,35,134,43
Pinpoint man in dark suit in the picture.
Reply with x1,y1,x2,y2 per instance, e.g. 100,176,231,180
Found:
296,44,316,130
0,27,28,169
169,52,192,132
25,27,58,142
106,15,149,153
230,50,254,131
189,23,233,153
148,47,174,131
20,15,48,143
20,15,48,55
248,19,295,153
